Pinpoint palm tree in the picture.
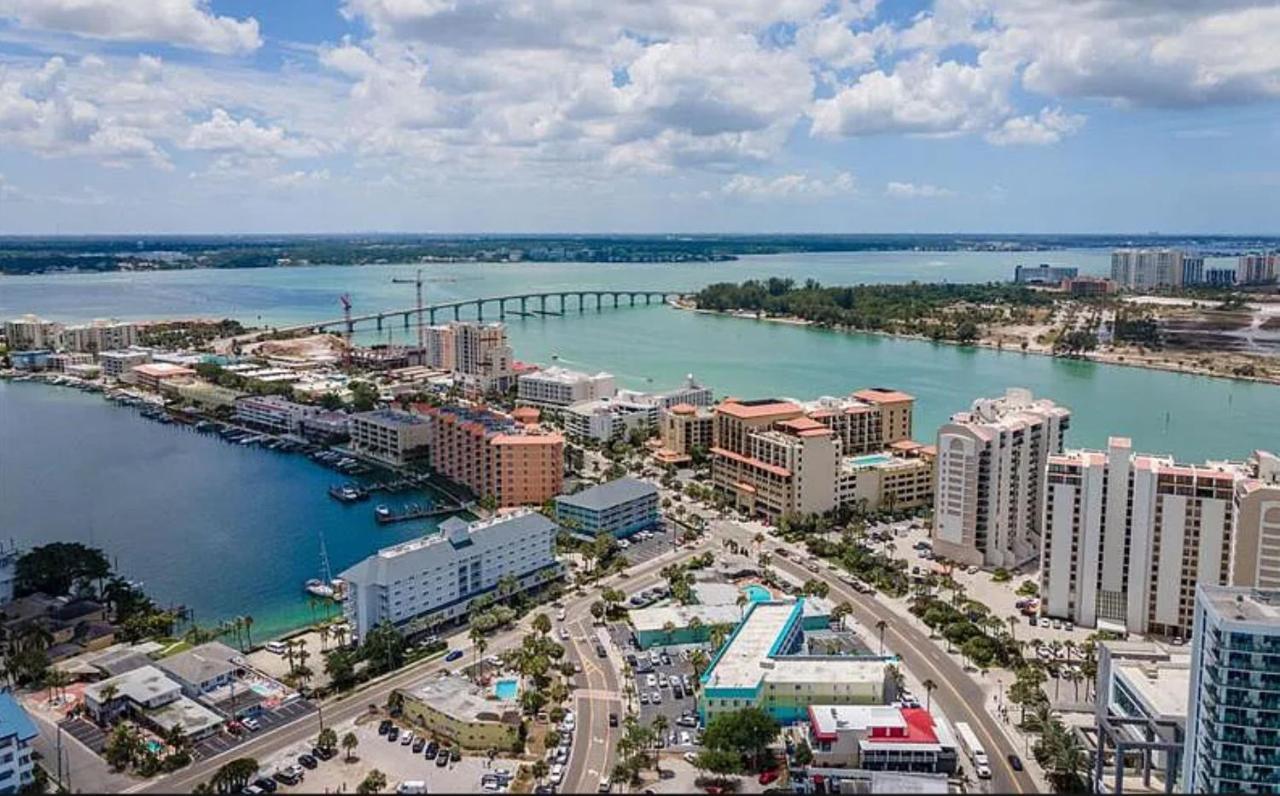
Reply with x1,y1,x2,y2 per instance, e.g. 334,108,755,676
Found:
97,683,120,721
45,668,71,705
341,731,359,762
318,623,330,652
332,623,349,647
283,640,298,675
470,627,488,683
735,592,748,618
1007,614,1020,642
922,678,937,712
242,615,254,649
875,619,888,656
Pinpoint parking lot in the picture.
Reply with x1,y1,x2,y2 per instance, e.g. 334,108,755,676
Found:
608,625,704,748
192,699,317,761
58,716,107,753
618,526,679,567
252,714,523,794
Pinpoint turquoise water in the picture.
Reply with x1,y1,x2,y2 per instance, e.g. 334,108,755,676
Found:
494,678,520,700
847,453,895,467
744,585,773,603
0,379,462,641
1,251,1277,639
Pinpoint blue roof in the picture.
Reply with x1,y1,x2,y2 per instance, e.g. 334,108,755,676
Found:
360,408,427,426
0,692,37,743
556,478,658,512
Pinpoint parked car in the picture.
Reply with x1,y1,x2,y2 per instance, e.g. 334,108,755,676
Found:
424,741,439,759
387,727,399,742
252,779,278,793
297,754,317,769
265,641,287,655
450,747,461,762
436,750,450,767
241,717,261,731
400,731,415,746
412,738,425,753
378,719,393,735
312,746,335,761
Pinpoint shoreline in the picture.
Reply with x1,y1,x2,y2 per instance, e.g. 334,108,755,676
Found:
681,304,1280,387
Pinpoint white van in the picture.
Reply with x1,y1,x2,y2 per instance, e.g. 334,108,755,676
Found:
265,641,287,655
396,781,427,794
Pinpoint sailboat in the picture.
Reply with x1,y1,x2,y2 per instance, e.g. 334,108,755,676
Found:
303,529,346,601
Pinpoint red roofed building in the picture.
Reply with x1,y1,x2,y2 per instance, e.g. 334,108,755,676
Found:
806,705,958,774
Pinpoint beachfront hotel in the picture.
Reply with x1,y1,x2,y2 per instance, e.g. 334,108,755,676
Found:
698,600,894,725
516,365,616,409
932,388,1071,569
1040,441,1280,637
417,404,563,507
340,510,562,642
1184,586,1280,794
396,673,522,751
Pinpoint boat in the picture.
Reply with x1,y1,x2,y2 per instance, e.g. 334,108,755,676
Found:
375,504,391,519
304,578,335,599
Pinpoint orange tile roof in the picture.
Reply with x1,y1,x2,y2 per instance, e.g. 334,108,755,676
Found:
716,399,803,419
853,388,915,404
778,416,826,432
889,440,925,452
668,403,697,415
491,433,564,446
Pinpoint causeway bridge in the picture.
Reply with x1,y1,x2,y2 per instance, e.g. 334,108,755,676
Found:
274,289,690,336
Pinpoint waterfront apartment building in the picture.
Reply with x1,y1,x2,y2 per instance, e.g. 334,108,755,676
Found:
421,324,457,371
804,388,915,455
1237,252,1279,285
563,397,655,442
517,366,616,409
64,320,139,353
656,403,715,465
711,399,840,519
616,374,715,411
932,388,1071,569
0,693,37,794
234,395,322,435
98,349,152,380
126,362,195,391
837,446,936,513
340,511,562,641
806,705,958,774
1184,586,1280,794
454,322,516,393
1014,264,1079,285
555,477,659,539
1092,640,1188,794
1041,442,1280,637
419,404,563,507
1110,249,1186,290
2,315,62,350
46,352,94,372
349,408,431,465
1181,256,1206,286
699,600,893,724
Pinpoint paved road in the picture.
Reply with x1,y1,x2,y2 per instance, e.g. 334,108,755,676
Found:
29,710,137,794
143,544,695,794
714,521,1037,794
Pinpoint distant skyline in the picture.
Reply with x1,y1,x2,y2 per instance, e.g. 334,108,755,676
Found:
0,0,1278,235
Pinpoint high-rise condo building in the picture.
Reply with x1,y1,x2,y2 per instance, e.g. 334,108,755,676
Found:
1223,450,1280,588
453,322,516,393
1110,249,1185,290
63,319,140,353
340,511,561,642
1184,586,1280,794
418,404,563,507
802,388,915,455
3,314,63,350
1237,253,1279,285
1039,438,1267,637
421,324,457,371
932,388,1071,568
1180,256,1206,286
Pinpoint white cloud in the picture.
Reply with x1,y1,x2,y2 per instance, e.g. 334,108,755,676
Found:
0,0,261,54
183,108,326,159
722,171,856,199
811,53,1014,138
986,106,1084,145
885,181,954,198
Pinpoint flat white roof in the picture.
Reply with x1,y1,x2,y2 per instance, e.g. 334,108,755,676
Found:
1114,661,1190,720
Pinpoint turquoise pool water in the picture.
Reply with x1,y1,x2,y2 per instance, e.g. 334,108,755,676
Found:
494,678,520,700
847,453,894,467
744,584,772,603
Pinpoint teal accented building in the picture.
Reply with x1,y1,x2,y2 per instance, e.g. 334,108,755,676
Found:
699,599,895,725
555,477,659,539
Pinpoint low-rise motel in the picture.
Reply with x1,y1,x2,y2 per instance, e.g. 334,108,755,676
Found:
698,599,895,724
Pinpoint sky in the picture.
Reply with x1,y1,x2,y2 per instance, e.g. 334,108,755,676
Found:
0,0,1277,235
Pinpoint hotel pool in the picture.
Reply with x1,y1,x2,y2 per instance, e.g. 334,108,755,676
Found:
847,453,894,467
494,678,520,700
743,584,772,603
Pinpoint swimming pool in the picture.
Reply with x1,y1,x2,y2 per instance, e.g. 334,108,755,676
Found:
494,678,520,700
847,453,894,467
743,584,772,603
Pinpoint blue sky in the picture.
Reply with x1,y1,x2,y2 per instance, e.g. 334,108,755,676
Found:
0,0,1277,234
